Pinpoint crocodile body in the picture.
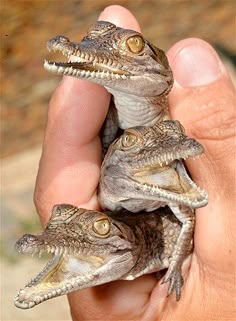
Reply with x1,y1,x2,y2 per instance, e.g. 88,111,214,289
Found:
99,120,207,285
14,204,192,309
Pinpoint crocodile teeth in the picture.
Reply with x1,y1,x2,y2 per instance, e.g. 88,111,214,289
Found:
38,249,44,258
31,248,38,257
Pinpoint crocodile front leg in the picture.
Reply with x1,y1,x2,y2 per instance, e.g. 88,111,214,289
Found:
162,205,194,300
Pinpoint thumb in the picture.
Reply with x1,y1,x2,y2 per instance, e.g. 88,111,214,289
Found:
167,39,235,271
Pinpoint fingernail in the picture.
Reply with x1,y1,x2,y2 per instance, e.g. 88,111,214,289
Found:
173,42,222,87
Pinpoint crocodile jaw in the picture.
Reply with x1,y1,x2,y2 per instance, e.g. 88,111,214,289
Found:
132,160,208,208
14,251,105,309
100,158,208,212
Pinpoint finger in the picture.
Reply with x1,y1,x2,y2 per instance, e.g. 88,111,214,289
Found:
167,39,236,270
34,75,110,225
99,5,141,31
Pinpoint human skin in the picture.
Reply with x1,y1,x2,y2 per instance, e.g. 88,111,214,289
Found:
34,5,236,321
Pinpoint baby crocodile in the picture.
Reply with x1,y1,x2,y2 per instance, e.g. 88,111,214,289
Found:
99,120,208,211
44,21,173,149
99,120,208,285
14,204,192,309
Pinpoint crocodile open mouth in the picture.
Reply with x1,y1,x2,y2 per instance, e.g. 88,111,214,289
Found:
44,35,131,79
44,59,130,80
14,226,134,309
14,235,105,309
44,58,169,80
130,159,208,208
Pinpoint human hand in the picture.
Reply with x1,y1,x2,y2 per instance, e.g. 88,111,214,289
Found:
34,5,236,321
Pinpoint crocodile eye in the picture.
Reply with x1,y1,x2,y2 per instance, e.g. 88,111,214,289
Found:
121,133,137,148
126,35,144,54
93,218,110,236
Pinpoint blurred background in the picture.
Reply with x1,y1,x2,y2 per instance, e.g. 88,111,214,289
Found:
1,1,235,320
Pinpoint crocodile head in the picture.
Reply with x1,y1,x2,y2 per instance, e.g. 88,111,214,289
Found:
44,21,173,97
99,120,208,212
14,205,137,309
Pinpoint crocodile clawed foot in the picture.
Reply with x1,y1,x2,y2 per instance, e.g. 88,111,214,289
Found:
161,266,183,301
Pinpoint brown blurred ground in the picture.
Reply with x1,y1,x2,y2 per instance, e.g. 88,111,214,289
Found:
1,0,235,158
0,1,235,320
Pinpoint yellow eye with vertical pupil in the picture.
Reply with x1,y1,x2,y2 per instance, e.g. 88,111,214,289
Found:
93,218,110,236
126,35,144,54
121,133,137,148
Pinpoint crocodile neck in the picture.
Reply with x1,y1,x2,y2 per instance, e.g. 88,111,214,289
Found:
106,87,169,128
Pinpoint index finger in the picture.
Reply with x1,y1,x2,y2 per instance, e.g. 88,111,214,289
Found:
34,6,141,226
